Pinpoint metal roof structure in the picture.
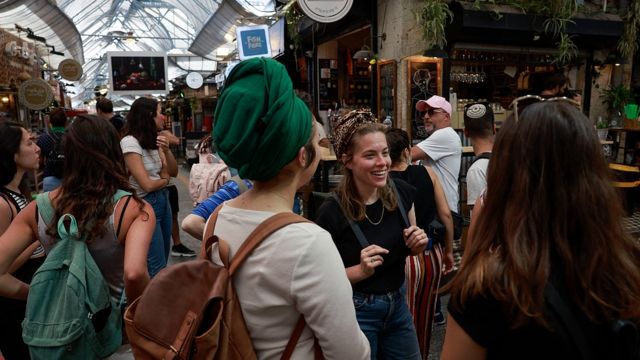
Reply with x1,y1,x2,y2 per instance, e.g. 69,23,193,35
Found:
0,0,275,107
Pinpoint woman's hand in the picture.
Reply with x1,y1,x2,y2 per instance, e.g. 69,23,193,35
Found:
403,225,429,255
359,245,389,277
156,135,170,152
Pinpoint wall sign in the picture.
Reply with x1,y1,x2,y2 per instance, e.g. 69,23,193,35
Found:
186,72,203,89
236,25,271,60
297,0,353,23
58,59,83,81
18,79,53,110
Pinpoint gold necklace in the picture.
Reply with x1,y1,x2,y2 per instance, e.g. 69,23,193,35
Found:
364,205,384,226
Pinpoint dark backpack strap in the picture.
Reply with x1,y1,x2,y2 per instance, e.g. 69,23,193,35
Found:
544,282,595,360
330,193,369,248
389,179,410,228
471,152,492,166
228,212,310,276
115,195,133,238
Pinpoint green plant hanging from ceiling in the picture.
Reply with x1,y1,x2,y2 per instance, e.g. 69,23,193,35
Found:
285,4,303,58
448,0,581,65
617,0,640,59
417,0,453,51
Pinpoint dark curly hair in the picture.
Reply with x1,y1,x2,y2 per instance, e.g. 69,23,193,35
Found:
47,115,146,241
124,97,159,150
0,122,24,187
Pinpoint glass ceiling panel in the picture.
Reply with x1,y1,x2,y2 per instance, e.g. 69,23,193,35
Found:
1,0,276,107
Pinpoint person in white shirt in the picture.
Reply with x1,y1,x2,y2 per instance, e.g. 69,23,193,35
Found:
410,95,462,235
463,103,495,216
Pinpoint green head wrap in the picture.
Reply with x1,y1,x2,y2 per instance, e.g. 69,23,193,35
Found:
213,57,311,181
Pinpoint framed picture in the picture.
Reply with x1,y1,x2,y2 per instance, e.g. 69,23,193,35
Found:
107,51,168,95
407,57,442,141
377,60,396,126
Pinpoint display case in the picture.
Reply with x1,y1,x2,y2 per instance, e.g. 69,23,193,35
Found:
347,60,371,107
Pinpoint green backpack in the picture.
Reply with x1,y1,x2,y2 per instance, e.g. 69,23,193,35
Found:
22,190,130,359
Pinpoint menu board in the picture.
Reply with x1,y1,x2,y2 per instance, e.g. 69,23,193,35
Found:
407,58,442,140
377,60,396,125
318,59,338,110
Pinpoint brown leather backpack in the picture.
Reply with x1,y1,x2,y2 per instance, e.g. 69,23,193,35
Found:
124,208,322,360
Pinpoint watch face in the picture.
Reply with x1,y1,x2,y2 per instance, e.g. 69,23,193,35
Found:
186,72,203,89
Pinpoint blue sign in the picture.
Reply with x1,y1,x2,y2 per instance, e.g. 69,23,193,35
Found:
237,26,271,60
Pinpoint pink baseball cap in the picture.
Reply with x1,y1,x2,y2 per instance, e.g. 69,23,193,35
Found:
416,95,452,116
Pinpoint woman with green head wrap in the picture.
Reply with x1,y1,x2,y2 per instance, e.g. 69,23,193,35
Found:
209,57,370,359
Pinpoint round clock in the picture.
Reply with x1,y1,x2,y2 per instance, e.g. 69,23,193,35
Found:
186,72,203,89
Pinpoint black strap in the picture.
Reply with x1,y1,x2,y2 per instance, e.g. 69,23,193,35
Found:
389,180,410,228
0,193,15,222
116,196,133,238
544,283,595,360
471,152,492,166
330,193,370,248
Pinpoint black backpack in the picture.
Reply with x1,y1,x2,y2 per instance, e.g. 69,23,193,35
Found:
47,132,65,178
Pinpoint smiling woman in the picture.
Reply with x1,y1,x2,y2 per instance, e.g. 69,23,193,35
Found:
315,109,429,359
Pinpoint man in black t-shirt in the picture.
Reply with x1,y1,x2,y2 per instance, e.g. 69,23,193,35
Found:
96,98,125,132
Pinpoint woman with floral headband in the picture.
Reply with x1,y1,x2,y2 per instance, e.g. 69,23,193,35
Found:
315,109,428,359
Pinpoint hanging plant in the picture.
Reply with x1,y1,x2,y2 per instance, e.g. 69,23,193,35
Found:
617,0,640,59
286,5,303,58
417,0,453,51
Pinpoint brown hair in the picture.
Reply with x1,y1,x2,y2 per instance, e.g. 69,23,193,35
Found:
48,115,146,241
449,102,640,327
337,122,397,221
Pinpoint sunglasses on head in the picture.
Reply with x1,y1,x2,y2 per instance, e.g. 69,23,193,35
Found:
508,95,581,122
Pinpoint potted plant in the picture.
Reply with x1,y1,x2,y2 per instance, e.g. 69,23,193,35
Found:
595,117,609,140
600,85,635,127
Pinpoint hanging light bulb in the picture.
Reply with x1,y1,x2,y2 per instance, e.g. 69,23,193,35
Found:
125,31,137,45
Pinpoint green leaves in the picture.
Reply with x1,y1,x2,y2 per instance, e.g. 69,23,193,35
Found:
417,0,453,50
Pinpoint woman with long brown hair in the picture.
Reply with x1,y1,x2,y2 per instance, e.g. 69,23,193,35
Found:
0,121,42,359
442,102,640,359
0,115,153,353
315,110,428,359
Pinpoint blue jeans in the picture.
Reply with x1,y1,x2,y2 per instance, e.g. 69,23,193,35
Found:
353,290,421,360
144,188,172,278
42,176,61,192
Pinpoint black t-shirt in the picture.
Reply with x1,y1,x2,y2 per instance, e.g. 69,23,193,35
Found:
448,283,611,359
315,178,415,294
389,165,436,231
110,114,125,132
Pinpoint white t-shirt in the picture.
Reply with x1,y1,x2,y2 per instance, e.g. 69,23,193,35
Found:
212,205,370,360
120,135,162,197
416,127,462,212
466,158,489,209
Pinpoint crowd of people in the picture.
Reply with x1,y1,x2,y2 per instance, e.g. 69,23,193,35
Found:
0,57,638,360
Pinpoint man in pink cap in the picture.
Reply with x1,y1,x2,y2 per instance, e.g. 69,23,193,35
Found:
410,95,462,236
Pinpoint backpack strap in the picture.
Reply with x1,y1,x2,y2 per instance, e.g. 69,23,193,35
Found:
228,212,309,276
35,192,55,226
282,315,323,360
330,193,369,248
115,196,133,238
389,179,410,228
471,152,492,166
544,282,595,360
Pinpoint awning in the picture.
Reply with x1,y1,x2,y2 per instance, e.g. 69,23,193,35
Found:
0,0,84,66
